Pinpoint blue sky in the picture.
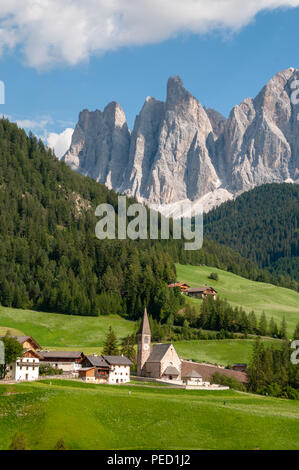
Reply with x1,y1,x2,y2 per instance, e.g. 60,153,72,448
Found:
0,2,299,156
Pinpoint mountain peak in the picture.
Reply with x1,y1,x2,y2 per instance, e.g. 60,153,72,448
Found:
103,101,127,128
166,75,193,108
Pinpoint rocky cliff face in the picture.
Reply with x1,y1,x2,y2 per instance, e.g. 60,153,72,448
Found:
63,68,299,212
63,102,130,190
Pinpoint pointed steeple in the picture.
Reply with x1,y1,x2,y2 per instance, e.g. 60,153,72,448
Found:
139,307,151,336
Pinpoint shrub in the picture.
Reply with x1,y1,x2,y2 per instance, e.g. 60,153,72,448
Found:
211,372,245,391
208,272,219,281
9,432,27,450
54,438,67,450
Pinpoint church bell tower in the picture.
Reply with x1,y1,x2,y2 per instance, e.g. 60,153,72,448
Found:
137,307,151,376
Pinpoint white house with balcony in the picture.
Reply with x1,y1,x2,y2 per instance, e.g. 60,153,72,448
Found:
6,349,42,381
102,355,133,384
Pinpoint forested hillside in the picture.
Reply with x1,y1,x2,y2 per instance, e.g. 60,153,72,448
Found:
0,119,294,321
0,119,180,320
204,184,299,289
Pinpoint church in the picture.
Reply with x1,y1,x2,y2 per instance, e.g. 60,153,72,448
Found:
137,307,182,380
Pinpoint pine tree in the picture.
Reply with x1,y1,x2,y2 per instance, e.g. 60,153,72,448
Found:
268,317,278,338
293,322,299,340
280,316,287,340
103,326,119,355
258,312,267,336
120,334,136,362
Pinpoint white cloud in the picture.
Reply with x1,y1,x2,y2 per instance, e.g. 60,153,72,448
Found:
0,1,298,69
47,128,74,159
16,118,52,133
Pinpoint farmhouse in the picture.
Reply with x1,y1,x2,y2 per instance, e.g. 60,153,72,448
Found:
187,286,217,299
0,335,42,382
168,282,190,293
39,350,84,373
0,335,40,352
6,348,42,382
80,354,133,384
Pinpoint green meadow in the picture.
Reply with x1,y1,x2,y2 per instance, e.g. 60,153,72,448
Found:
174,338,281,367
176,264,299,336
0,306,134,349
0,380,298,450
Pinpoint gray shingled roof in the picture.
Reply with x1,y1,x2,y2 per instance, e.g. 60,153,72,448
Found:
188,286,216,293
163,366,180,376
146,343,172,363
85,355,109,367
39,351,83,359
102,355,133,366
182,369,202,379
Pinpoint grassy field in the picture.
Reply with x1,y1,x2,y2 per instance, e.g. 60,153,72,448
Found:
0,380,298,450
176,264,299,336
0,305,281,365
174,338,281,366
0,306,135,349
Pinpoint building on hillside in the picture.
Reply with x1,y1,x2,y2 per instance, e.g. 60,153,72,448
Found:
0,335,40,352
80,354,133,384
168,282,190,293
187,286,217,300
137,307,182,380
103,355,133,384
78,367,97,383
81,355,110,383
6,348,42,382
231,363,247,372
39,351,84,374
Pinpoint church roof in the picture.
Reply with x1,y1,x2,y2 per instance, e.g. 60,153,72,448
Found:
146,343,172,363
138,307,151,336
163,366,180,376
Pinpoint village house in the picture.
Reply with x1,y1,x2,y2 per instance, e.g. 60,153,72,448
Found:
81,354,110,383
0,335,42,382
0,335,41,352
187,286,217,300
39,350,84,374
6,348,42,382
168,282,190,293
79,354,133,384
